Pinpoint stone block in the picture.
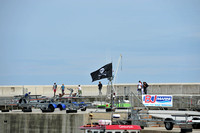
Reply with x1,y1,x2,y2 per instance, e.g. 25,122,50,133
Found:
182,85,199,94
167,85,182,94
150,85,162,94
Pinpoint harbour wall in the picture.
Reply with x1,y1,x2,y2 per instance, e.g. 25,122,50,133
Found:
1,112,198,133
0,83,200,97
0,113,87,133
0,112,128,133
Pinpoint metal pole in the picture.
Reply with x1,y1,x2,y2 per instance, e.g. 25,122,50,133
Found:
110,79,113,109
109,77,115,123
130,93,134,125
4,100,6,110
101,93,102,105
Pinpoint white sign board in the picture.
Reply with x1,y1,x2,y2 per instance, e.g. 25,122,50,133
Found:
142,95,173,107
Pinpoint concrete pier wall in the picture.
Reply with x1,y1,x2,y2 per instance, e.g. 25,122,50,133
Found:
113,83,200,96
0,83,200,97
0,112,127,133
1,112,199,133
0,113,86,133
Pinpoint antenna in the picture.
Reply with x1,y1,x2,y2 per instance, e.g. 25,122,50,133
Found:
113,54,122,84
109,54,122,97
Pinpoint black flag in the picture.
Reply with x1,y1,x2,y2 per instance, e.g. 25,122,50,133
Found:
90,63,112,82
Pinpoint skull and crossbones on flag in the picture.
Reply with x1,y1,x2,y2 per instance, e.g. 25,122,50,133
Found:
90,63,112,82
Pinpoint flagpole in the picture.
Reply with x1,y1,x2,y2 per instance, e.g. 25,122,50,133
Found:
110,77,113,109
108,76,114,123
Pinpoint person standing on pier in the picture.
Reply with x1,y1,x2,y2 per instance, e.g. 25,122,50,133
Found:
78,85,82,97
143,82,149,94
60,84,65,95
137,81,142,95
53,82,57,97
98,81,103,95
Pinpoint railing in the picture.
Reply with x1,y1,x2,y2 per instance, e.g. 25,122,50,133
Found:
129,92,149,126
129,92,149,110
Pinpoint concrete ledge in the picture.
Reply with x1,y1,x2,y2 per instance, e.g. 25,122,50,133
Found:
1,83,200,97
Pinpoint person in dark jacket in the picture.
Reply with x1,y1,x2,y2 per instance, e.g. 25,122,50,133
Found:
98,81,103,95
143,82,149,94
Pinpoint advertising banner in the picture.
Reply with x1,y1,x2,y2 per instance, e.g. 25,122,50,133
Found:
142,95,173,107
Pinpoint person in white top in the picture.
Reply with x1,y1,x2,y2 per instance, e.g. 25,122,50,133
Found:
78,85,82,97
137,81,142,95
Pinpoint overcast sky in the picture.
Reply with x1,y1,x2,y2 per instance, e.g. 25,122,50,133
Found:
0,0,199,85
